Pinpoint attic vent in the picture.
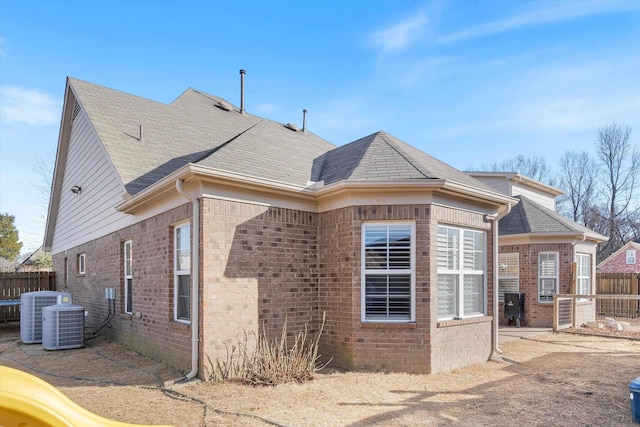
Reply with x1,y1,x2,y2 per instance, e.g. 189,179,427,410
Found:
215,100,234,111
72,101,81,121
284,123,299,132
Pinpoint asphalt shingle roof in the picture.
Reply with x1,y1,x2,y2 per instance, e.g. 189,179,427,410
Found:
70,78,334,194
500,195,606,238
69,79,501,197
315,131,498,191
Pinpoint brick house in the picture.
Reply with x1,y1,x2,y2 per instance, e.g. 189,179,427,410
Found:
469,173,608,327
44,77,517,378
597,240,640,274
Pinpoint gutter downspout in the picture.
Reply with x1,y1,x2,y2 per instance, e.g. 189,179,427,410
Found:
489,203,512,360
168,179,200,384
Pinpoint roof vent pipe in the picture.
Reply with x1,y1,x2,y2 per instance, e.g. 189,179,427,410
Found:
138,124,144,141
239,69,246,115
302,109,307,133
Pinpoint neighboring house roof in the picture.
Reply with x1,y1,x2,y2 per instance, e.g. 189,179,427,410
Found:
466,171,564,197
597,241,640,269
499,195,607,242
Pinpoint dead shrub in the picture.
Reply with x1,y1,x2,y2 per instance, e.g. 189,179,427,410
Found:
205,312,330,385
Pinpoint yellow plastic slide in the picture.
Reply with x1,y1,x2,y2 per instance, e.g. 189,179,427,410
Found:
0,366,173,427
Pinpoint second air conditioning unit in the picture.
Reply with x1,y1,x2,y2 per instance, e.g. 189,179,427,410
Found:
42,303,85,350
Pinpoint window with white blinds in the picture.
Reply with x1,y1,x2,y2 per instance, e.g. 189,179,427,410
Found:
174,223,191,322
576,253,591,297
437,225,486,320
538,252,558,303
124,240,132,314
498,253,519,303
362,223,415,322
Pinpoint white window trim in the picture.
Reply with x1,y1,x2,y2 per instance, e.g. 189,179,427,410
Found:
437,225,487,320
174,222,191,323
360,222,416,323
124,240,133,314
538,252,559,304
78,253,85,275
575,253,591,298
498,252,519,303
627,249,637,265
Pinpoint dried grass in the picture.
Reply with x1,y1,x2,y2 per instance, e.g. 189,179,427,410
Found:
205,313,330,385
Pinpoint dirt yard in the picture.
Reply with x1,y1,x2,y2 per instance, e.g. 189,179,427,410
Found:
1,323,638,427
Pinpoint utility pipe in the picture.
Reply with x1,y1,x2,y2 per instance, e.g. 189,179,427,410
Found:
171,179,200,383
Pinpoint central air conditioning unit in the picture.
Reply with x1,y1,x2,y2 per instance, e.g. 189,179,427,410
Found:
42,303,85,350
20,291,72,344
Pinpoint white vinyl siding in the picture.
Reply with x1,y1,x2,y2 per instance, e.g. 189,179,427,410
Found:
437,225,486,320
627,250,637,265
498,253,519,303
361,223,415,322
576,253,591,297
174,223,191,322
538,252,559,303
51,108,129,253
124,240,133,314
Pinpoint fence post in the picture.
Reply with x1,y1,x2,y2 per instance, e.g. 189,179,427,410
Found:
553,295,558,332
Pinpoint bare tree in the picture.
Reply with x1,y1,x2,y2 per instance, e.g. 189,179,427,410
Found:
32,152,55,226
594,123,639,260
557,151,597,224
480,154,555,185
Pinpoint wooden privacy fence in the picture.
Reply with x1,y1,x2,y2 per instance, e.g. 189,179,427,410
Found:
0,271,56,322
596,272,639,317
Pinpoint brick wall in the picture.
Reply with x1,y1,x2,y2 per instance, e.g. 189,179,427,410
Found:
598,246,640,274
319,205,432,373
498,242,575,328
51,197,501,376
199,199,320,371
52,204,193,370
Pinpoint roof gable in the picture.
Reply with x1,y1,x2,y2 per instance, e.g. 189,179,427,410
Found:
597,241,640,268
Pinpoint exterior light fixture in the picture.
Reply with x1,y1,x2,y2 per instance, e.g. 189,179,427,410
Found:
70,186,82,194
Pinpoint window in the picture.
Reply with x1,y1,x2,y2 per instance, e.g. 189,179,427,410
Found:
77,253,85,275
174,223,191,322
538,252,558,303
124,240,132,314
498,253,519,303
437,225,486,320
627,249,637,265
576,253,591,297
361,223,414,322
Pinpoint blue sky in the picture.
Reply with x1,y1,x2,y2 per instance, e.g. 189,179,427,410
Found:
1,0,639,252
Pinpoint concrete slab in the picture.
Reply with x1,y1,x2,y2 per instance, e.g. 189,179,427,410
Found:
499,327,552,344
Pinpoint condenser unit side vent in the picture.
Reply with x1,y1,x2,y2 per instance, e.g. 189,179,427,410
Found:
42,304,85,350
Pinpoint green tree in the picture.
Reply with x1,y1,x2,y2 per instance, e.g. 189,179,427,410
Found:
0,213,23,261
32,252,53,270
